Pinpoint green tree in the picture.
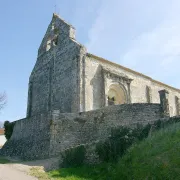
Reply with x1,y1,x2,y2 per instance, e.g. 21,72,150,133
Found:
4,121,15,140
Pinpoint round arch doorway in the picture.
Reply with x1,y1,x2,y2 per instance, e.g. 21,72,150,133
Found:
107,84,127,105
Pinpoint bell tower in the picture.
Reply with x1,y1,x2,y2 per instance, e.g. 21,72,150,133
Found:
27,14,86,117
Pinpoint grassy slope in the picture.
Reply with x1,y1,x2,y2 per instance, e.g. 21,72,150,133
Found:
115,122,180,180
34,123,180,180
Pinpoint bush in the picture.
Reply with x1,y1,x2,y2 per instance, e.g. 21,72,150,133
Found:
62,145,86,168
96,117,180,163
4,121,15,140
96,125,150,162
48,122,180,180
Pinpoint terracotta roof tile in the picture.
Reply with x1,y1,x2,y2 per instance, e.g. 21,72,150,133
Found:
0,128,5,135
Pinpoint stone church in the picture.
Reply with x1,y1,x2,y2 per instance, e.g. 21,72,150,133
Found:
27,13,180,117
1,13,180,161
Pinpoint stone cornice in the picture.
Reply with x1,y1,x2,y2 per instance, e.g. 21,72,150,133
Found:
102,68,133,83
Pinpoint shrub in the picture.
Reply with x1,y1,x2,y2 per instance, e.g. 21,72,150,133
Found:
62,145,86,168
96,117,180,163
96,125,146,162
4,121,15,140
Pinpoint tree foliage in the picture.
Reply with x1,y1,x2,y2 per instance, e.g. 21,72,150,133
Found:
4,121,15,140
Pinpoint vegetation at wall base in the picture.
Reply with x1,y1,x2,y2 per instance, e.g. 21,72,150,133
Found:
48,163,116,180
96,124,151,162
43,121,180,180
0,156,10,164
2,117,180,179
114,122,180,179
96,117,180,162
61,145,86,168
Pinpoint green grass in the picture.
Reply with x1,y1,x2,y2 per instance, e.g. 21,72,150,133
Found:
30,167,50,180
31,122,180,180
0,156,10,164
115,122,180,180
30,164,116,180
48,163,116,180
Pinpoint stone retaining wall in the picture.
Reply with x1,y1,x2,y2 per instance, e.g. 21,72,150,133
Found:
49,103,162,156
0,103,162,160
0,113,51,160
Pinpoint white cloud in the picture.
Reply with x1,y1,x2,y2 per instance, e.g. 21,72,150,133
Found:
86,0,180,88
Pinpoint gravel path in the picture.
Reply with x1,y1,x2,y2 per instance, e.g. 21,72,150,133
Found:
0,156,60,180
0,164,38,180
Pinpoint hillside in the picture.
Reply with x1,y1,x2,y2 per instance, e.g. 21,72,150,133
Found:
114,122,180,179
44,122,180,180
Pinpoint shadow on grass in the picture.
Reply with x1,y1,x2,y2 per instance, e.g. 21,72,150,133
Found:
48,163,116,180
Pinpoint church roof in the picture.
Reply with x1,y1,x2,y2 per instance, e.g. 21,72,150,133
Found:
87,53,180,92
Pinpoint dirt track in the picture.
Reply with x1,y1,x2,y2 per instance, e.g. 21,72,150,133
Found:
0,164,37,180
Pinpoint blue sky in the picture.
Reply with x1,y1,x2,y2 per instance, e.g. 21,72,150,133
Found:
1,0,180,121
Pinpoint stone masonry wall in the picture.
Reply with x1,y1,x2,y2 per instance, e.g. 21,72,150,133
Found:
83,54,180,116
27,14,86,117
0,113,51,160
49,103,162,157
0,103,162,160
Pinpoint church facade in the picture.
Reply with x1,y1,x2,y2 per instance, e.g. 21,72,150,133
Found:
27,14,180,117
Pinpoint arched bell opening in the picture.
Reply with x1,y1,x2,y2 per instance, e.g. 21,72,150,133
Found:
107,84,128,106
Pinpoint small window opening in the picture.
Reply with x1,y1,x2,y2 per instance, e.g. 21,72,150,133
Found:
46,40,51,51
53,37,58,46
146,86,152,103
108,96,115,105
